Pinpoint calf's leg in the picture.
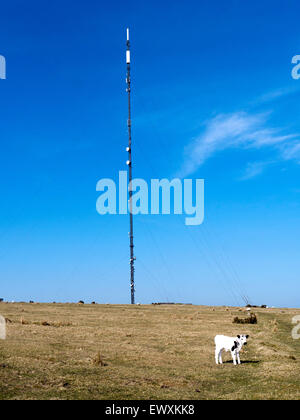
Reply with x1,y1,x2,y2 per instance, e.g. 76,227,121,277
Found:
215,348,219,364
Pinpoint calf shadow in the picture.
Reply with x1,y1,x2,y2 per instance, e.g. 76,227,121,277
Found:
223,360,260,365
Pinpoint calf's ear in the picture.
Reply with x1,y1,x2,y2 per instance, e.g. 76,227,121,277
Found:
237,335,240,339
246,335,249,339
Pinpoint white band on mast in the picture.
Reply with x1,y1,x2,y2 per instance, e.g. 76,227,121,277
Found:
126,28,130,63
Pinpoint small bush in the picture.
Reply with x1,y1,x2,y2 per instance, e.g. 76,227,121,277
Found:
233,313,257,324
270,318,278,333
92,352,107,366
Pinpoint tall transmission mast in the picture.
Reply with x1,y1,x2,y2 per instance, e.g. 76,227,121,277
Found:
126,28,135,304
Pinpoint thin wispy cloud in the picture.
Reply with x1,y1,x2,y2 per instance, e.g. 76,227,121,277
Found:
255,86,299,104
239,160,274,180
177,111,300,178
281,142,300,162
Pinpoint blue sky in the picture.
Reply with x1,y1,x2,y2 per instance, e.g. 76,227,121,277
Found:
0,0,299,307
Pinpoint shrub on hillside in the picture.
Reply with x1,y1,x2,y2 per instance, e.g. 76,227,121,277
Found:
233,313,257,324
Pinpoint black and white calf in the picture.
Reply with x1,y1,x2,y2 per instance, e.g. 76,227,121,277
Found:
214,334,249,365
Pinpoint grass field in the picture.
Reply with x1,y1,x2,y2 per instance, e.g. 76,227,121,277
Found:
0,302,299,400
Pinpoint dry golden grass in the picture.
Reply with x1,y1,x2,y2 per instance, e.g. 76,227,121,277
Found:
0,302,299,400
